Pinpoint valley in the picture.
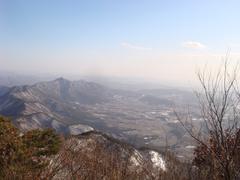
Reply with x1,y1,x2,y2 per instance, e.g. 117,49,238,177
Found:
0,78,201,159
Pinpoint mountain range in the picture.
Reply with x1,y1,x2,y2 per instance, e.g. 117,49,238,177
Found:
0,77,197,158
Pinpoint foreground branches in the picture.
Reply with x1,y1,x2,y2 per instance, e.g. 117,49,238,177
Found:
177,59,240,180
0,116,62,179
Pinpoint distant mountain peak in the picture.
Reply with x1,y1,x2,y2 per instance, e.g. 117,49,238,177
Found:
54,77,70,83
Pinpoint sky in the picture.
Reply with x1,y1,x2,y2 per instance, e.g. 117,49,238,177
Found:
1,0,240,87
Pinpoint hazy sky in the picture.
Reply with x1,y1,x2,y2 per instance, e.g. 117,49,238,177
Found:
1,0,240,86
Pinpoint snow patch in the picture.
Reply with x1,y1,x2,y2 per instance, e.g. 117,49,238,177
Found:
149,151,166,171
130,150,143,166
68,124,94,135
185,145,195,149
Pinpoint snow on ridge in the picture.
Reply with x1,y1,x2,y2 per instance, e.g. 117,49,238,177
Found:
68,124,94,135
149,151,166,171
130,150,143,166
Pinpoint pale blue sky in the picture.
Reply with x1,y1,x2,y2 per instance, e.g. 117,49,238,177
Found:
1,0,240,86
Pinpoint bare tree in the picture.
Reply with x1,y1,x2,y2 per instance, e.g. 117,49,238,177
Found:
176,57,240,180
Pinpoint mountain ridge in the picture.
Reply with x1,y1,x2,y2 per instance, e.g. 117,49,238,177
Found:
0,77,196,158
0,77,112,133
